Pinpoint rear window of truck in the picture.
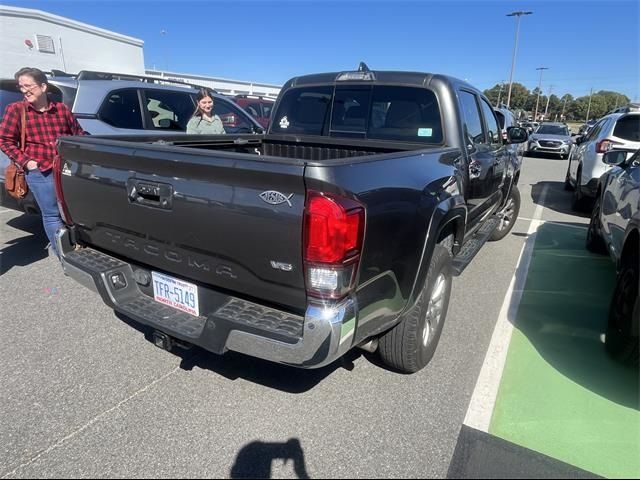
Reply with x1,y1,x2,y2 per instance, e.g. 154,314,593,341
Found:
271,85,443,144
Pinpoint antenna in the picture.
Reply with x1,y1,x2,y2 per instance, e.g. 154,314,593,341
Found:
358,62,371,72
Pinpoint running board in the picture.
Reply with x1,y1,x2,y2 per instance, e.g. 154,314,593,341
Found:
451,217,500,276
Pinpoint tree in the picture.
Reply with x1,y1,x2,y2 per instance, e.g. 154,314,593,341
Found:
483,82,529,109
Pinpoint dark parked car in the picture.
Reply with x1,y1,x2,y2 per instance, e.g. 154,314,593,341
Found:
586,149,639,366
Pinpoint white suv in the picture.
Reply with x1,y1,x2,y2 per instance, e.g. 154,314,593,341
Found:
565,112,640,211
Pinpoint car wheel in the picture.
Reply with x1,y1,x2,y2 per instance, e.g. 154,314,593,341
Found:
586,195,606,254
605,250,639,366
490,185,521,241
564,162,574,191
571,167,589,212
378,244,452,373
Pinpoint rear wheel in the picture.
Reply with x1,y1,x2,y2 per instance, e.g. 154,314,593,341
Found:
564,162,574,191
378,244,452,373
490,186,521,241
571,167,589,212
605,251,639,366
586,195,607,254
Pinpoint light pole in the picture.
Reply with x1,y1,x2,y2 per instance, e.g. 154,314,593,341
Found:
506,10,533,109
533,67,549,121
544,85,553,119
585,87,594,123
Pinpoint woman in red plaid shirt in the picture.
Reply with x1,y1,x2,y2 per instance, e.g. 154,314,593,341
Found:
0,67,85,258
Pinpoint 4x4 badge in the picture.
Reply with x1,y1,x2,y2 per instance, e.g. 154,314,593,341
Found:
259,191,293,207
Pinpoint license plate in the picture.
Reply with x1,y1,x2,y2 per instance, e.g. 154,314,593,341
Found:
151,271,199,317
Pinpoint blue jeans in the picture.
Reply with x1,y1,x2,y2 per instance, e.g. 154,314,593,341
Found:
25,168,63,257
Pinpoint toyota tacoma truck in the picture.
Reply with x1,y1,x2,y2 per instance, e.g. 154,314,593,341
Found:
54,64,527,373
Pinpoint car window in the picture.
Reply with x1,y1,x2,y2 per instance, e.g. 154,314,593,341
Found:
270,86,333,135
143,89,195,131
613,115,640,142
459,90,485,145
99,89,143,130
0,87,23,119
495,111,506,129
331,86,371,134
245,103,261,118
537,125,569,136
585,119,606,141
367,86,442,143
262,102,274,118
480,99,501,144
212,96,255,133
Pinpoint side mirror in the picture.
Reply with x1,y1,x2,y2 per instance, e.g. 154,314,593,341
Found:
506,126,528,144
158,118,171,128
575,136,583,145
602,150,627,166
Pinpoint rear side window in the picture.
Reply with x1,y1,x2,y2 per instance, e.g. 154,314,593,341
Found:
613,115,640,142
143,89,195,131
99,89,143,130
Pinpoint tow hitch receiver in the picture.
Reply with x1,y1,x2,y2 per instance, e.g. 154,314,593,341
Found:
152,331,173,351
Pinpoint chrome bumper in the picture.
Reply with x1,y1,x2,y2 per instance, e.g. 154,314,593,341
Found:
56,228,355,369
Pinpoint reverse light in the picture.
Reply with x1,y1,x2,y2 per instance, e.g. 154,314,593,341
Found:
303,192,365,299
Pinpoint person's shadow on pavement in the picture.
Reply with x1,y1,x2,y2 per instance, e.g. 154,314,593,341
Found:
230,438,310,479
1,214,49,276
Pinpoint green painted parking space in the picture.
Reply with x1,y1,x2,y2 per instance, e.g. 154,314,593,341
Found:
490,222,640,478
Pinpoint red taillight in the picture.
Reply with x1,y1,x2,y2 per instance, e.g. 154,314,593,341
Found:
596,139,621,154
303,192,365,299
53,155,73,224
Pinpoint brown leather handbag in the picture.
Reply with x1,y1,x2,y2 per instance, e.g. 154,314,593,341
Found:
4,105,28,200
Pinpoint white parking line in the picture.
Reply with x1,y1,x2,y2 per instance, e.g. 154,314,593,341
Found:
463,184,549,433
0,208,15,215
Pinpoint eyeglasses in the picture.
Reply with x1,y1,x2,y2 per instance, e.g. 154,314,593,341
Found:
17,83,41,93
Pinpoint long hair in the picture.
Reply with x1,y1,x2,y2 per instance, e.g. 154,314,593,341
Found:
193,89,214,122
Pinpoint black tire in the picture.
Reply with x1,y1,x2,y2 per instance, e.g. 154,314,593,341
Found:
586,195,607,254
605,251,639,367
571,167,589,212
378,244,452,373
564,162,574,191
489,185,521,242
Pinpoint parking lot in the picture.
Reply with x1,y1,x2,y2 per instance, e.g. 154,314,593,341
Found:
1,155,638,478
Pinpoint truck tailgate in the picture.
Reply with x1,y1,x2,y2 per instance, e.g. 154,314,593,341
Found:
57,138,307,313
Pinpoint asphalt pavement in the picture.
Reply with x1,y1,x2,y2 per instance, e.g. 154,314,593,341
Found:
0,155,595,478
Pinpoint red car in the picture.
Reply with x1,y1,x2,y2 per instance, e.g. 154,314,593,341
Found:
233,95,275,129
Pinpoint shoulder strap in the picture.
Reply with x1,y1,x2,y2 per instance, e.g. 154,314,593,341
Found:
20,104,26,152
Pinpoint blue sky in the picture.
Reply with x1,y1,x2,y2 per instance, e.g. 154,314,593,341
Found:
5,0,640,100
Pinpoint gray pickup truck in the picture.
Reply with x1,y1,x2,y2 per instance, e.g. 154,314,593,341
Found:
54,65,527,373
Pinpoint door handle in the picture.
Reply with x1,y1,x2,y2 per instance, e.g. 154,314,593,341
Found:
127,179,173,209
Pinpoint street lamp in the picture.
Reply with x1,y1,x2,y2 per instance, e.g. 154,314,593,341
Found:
505,10,533,109
533,67,549,121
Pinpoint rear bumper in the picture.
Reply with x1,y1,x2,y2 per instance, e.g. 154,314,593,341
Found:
56,228,355,369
